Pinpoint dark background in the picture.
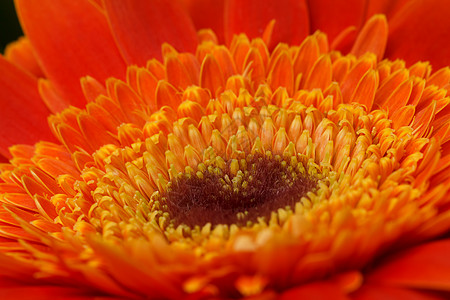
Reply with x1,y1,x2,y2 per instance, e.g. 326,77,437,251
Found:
0,0,23,53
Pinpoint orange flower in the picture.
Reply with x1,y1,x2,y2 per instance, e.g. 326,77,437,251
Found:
1,0,449,299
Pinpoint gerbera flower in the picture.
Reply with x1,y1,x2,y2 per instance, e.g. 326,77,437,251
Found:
1,0,450,299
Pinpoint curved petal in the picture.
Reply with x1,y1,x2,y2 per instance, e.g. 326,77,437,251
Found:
0,285,99,300
352,284,444,300
178,0,226,43
367,239,450,292
4,37,44,78
15,0,127,109
351,15,388,61
365,0,413,19
224,0,309,48
280,281,349,300
0,56,55,158
103,0,198,65
307,0,365,43
385,0,450,69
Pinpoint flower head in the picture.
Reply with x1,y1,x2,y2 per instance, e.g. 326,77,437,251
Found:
1,0,450,299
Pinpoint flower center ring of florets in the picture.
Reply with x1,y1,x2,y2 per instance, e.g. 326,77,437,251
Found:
88,102,337,243
83,89,425,247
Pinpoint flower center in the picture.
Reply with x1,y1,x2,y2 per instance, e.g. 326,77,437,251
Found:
159,153,317,228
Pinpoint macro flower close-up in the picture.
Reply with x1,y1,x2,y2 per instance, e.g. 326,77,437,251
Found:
1,0,450,299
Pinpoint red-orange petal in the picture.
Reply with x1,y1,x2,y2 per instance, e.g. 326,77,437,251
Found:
367,239,450,292
350,15,388,61
280,281,349,300
307,0,365,43
385,0,450,69
0,56,55,157
268,51,294,96
365,0,411,19
15,0,127,109
179,0,226,43
103,0,198,65
352,284,444,300
200,54,225,97
350,69,379,111
225,0,309,48
303,54,333,91
156,81,183,109
80,76,107,103
0,285,99,300
38,79,70,113
4,37,44,78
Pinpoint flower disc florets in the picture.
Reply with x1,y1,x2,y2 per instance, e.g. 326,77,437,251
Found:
160,151,319,228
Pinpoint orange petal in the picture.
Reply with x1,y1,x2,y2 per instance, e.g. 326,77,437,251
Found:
427,67,450,89
179,0,226,43
268,51,294,96
367,239,450,292
87,237,183,299
57,124,93,154
340,54,376,101
293,34,322,86
351,15,388,61
38,79,69,113
78,113,119,149
0,285,99,300
382,79,413,113
200,54,225,97
391,105,415,130
244,48,266,86
331,26,358,54
331,271,363,294
225,0,309,48
156,81,183,109
4,37,44,78
308,0,365,43
280,281,349,300
413,101,437,139
15,0,126,108
0,56,55,157
136,68,159,112
374,69,410,106
165,53,198,90
386,0,450,69
103,0,198,64
80,76,107,103
1,193,36,212
93,95,128,126
365,0,411,19
352,284,443,300
113,81,145,124
350,69,379,111
304,54,333,91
